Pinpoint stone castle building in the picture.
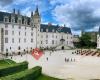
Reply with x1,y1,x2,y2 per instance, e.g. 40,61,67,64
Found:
0,7,73,55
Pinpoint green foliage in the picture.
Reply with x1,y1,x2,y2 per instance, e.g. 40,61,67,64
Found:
79,34,91,48
76,34,97,48
0,61,28,77
0,59,16,67
1,66,42,80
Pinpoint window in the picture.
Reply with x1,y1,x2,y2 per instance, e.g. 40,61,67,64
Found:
46,35,48,38
12,19,14,23
19,31,20,36
38,20,40,22
46,40,48,44
5,30,8,35
24,38,26,43
4,17,8,22
52,40,54,44
19,26,21,29
31,38,33,43
5,38,8,43
12,25,14,28
18,46,20,50
41,41,42,44
25,32,26,36
19,38,20,43
56,36,57,38
12,31,14,35
6,49,8,52
31,28,33,30
25,27,26,30
67,41,68,44
41,29,43,32
5,24,8,28
41,35,43,38
52,29,54,32
12,38,14,43
67,37,68,39
10,47,11,50
52,35,54,38
46,29,48,32
31,32,33,36
18,20,21,24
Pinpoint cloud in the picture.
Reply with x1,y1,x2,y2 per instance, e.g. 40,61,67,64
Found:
52,0,100,31
0,0,13,6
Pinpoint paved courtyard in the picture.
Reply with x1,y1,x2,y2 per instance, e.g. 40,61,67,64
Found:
8,50,100,80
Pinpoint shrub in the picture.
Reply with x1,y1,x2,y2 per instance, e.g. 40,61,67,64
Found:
1,66,42,80
0,61,28,77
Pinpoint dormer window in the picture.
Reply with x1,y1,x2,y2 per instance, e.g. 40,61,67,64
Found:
46,29,48,32
41,29,43,32
4,16,9,23
52,29,54,32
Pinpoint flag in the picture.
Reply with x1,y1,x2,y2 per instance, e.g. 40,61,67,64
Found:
32,48,43,60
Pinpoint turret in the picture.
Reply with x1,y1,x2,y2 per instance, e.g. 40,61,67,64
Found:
32,6,41,48
32,6,41,27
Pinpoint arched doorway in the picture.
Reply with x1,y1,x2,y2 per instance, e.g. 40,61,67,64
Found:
62,46,64,50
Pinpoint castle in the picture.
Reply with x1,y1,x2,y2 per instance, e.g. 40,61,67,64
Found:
0,7,73,55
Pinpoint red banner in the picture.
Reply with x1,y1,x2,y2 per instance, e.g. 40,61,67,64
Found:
32,48,43,60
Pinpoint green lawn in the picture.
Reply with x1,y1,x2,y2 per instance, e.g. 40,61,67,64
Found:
35,74,62,80
0,59,16,67
0,59,62,80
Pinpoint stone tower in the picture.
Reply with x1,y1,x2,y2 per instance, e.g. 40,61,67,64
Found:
32,6,41,48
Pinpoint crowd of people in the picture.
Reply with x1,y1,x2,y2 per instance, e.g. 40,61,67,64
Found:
45,50,76,63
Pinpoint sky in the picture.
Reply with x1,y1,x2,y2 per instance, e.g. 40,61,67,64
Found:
0,0,100,35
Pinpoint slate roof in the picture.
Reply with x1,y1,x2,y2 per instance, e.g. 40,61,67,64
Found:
0,11,30,25
0,11,72,34
40,24,71,34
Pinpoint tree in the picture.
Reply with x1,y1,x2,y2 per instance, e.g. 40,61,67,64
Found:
79,34,91,48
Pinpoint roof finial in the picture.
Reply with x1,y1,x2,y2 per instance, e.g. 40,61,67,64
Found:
35,5,39,16
31,11,33,17
35,5,38,13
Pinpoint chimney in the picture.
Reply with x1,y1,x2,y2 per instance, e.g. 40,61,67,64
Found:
13,8,15,14
18,9,20,15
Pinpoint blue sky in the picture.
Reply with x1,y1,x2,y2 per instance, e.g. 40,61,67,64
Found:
0,0,100,35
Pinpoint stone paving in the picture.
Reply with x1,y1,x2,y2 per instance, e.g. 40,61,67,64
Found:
8,50,100,80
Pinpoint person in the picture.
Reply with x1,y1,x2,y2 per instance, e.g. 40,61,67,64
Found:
67,58,69,62
46,57,48,61
74,58,75,62
50,52,51,56
65,57,67,62
71,58,72,62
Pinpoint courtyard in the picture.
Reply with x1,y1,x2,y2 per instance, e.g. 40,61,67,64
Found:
6,49,100,80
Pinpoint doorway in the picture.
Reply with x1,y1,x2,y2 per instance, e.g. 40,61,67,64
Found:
62,46,64,50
